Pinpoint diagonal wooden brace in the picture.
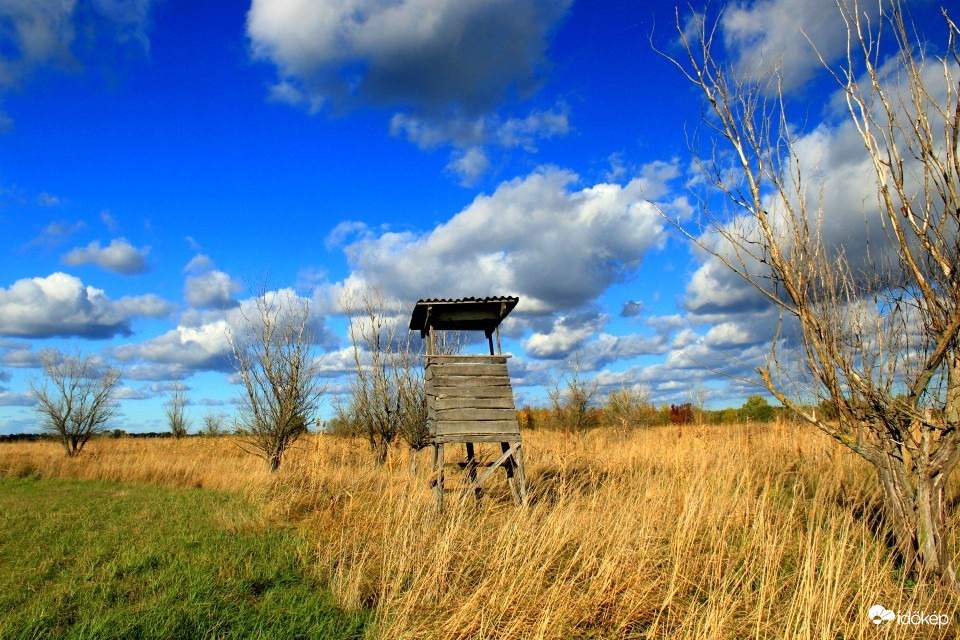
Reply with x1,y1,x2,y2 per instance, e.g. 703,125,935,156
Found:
462,442,521,497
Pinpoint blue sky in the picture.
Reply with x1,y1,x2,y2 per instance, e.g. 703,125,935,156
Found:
0,0,945,432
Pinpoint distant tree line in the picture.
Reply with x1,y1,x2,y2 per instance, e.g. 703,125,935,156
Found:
510,393,787,433
0,430,221,442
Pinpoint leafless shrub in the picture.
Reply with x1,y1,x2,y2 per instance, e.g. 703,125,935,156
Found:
548,357,600,435
604,385,654,436
340,287,460,466
228,286,325,471
689,381,709,427
201,410,225,437
164,383,190,439
30,349,121,457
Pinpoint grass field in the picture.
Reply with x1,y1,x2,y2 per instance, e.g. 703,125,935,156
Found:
1,423,958,638
0,477,367,639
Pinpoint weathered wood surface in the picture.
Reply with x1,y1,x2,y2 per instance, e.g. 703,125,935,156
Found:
429,386,513,399
426,363,508,378
433,434,521,443
445,462,477,469
431,309,503,322
430,420,519,434
465,442,481,500
423,354,511,361
445,460,503,468
429,375,511,388
464,442,521,495
433,396,515,410
501,441,521,504
428,357,507,364
430,408,516,421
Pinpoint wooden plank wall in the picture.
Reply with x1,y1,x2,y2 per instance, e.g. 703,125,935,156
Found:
426,355,519,438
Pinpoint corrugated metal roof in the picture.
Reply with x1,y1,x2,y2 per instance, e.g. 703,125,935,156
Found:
414,296,519,304
409,296,519,332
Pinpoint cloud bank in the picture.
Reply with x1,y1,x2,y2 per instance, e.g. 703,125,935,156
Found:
0,273,173,339
333,165,680,314
61,238,150,274
247,0,571,114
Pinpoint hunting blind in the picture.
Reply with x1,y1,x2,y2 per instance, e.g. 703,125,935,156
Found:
409,296,528,510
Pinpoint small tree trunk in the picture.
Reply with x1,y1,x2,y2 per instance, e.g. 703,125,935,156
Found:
65,435,83,457
916,474,957,586
268,451,281,472
374,439,389,466
409,446,418,475
877,456,960,589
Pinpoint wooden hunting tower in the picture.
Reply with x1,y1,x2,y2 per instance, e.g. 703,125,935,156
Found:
409,296,527,510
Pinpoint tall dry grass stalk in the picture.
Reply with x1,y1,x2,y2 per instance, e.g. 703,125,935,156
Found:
1,423,957,638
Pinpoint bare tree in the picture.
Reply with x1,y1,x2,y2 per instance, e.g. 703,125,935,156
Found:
660,1,960,585
400,322,464,473
200,410,225,437
688,381,709,428
548,357,600,435
228,287,325,471
164,383,190,439
30,349,121,457
605,384,654,437
340,287,454,467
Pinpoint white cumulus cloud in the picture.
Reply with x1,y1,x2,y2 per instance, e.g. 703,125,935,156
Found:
720,0,881,92
391,104,571,182
0,273,171,339
336,166,671,314
114,288,337,378
0,0,77,89
446,147,490,186
113,320,234,374
0,0,155,103
523,312,605,359
61,238,149,274
0,391,35,406
185,271,240,309
247,0,571,114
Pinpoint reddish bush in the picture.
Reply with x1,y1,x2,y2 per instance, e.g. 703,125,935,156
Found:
670,403,694,425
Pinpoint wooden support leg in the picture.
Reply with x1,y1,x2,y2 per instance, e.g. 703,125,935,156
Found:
501,441,522,505
465,443,482,502
433,443,445,512
513,442,528,505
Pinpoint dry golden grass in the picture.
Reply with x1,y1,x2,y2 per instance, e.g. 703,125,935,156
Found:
0,436,267,492
1,423,957,639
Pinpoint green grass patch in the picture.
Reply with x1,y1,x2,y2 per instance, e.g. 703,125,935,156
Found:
0,477,367,639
